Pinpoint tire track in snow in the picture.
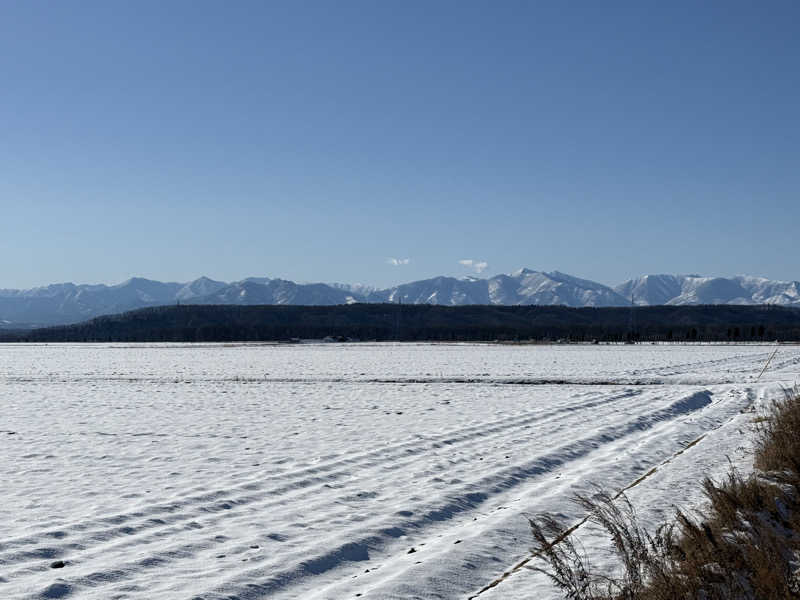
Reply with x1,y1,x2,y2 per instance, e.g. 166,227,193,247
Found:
4,387,664,597
11,388,699,600
0,388,643,570
467,386,758,599
189,391,715,600
4,346,786,600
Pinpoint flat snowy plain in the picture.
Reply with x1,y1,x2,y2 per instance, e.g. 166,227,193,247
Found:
2,343,799,600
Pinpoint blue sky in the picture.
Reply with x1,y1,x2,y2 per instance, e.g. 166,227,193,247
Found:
1,0,798,289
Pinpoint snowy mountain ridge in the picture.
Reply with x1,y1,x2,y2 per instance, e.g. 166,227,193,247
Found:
1,270,799,327
615,274,800,307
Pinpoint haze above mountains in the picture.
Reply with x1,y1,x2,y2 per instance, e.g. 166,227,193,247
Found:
1,270,799,328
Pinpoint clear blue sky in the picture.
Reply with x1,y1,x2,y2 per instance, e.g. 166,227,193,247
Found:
1,0,798,289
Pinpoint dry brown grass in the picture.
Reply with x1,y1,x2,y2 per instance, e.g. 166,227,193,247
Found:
528,388,800,599
755,389,800,482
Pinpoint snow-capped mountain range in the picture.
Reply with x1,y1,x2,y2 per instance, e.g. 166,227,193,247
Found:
1,270,799,327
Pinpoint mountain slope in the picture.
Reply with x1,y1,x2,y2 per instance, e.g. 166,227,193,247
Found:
195,279,356,306
2,271,799,328
616,275,800,307
502,269,629,306
176,276,228,300
366,276,491,305
367,270,628,307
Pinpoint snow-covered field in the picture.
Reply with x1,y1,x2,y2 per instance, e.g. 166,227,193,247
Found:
1,343,799,600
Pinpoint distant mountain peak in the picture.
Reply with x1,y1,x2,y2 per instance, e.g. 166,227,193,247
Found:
617,274,800,307
118,276,155,285
1,270,799,328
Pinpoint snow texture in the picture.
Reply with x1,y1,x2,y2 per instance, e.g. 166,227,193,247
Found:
1,343,799,599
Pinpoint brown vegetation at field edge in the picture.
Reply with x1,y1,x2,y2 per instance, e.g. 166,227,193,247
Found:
528,389,800,599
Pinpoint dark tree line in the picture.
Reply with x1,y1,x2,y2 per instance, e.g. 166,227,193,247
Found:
2,303,800,343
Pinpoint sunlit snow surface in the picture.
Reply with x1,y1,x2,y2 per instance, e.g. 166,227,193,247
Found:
2,343,799,599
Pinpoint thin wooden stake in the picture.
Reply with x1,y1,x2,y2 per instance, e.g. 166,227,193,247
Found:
757,344,780,382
